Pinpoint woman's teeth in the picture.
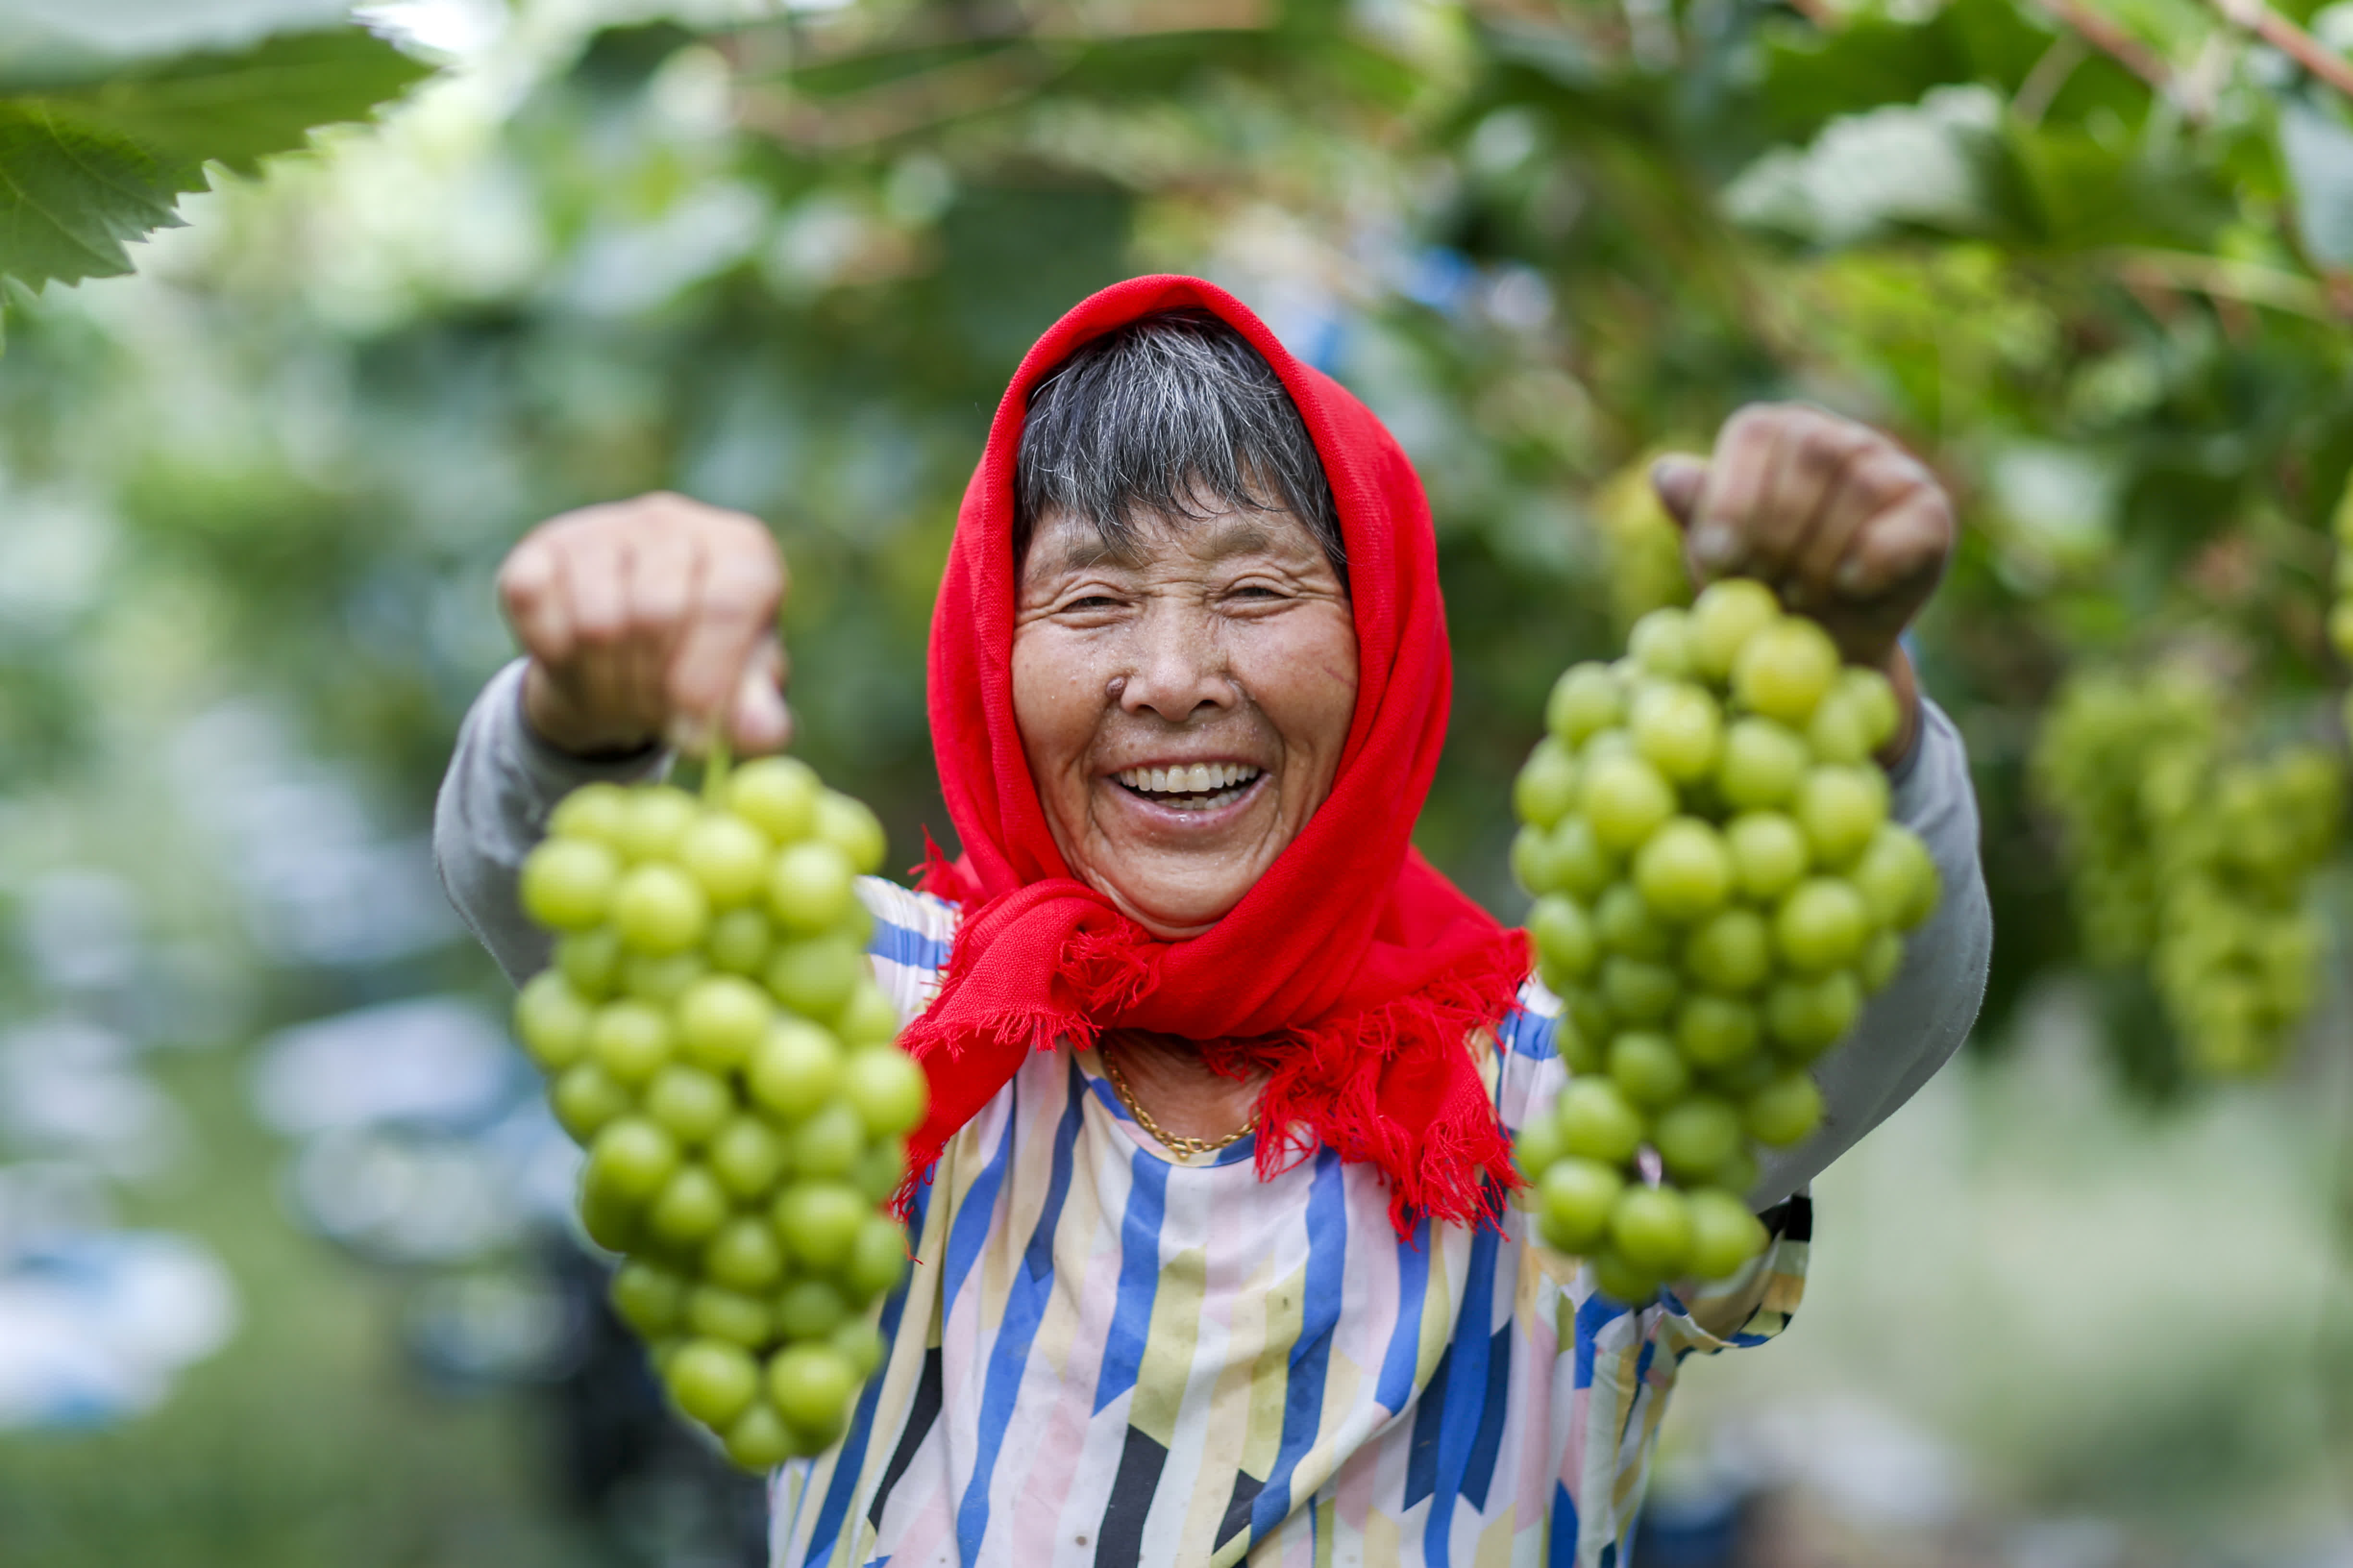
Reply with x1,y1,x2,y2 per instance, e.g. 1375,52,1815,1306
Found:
1113,763,1263,811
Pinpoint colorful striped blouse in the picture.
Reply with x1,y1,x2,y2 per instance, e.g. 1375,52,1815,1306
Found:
766,879,1807,1568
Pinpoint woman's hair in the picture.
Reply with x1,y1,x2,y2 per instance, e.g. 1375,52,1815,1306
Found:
1013,309,1347,587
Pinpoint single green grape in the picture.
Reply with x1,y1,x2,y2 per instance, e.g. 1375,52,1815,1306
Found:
556,927,625,999
1651,1096,1741,1182
1513,1109,1565,1184
1514,739,1581,830
1589,1248,1662,1307
1606,1029,1690,1108
1763,971,1861,1058
1838,667,1900,752
590,1000,674,1086
1537,1157,1624,1252
1731,618,1839,725
749,1019,846,1122
836,982,903,1051
1774,878,1869,974
668,1338,761,1428
772,1181,871,1270
1673,993,1760,1069
578,1184,641,1253
730,757,821,844
1529,896,1599,984
765,937,867,1023
1511,825,1565,896
843,1214,912,1301
1804,691,1872,766
1857,928,1904,993
1716,717,1808,810
609,1259,689,1338
793,1102,868,1180
1745,1071,1824,1147
1547,663,1625,746
1725,812,1811,903
722,1401,794,1470
840,1048,930,1139
688,1284,776,1349
617,786,701,863
767,1345,859,1433
853,1137,909,1206
770,842,858,935
1627,608,1695,679
1680,907,1772,995
550,782,631,847
646,1163,731,1246
1632,818,1732,924
1548,818,1621,902
814,791,889,877
587,1116,680,1203
706,907,775,976
643,1064,735,1146
1581,755,1676,854
775,1278,850,1341
1595,882,1675,961
613,863,710,955
680,812,773,909
516,971,595,1071
550,1061,633,1143
1609,1185,1694,1275
676,974,775,1073
708,1115,791,1200
1553,1078,1645,1165
623,950,708,1005
831,1319,887,1380
706,1216,788,1293
1629,684,1723,784
521,838,620,931
1685,1189,1770,1280
1601,956,1680,1025
1793,765,1887,869
1687,579,1781,681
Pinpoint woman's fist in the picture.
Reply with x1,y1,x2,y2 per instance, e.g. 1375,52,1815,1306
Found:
1648,405,1953,673
497,492,789,759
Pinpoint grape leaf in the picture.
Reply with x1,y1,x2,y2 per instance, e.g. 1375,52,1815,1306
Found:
0,26,431,295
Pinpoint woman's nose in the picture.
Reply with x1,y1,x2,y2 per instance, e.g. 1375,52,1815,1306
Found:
1116,603,1232,723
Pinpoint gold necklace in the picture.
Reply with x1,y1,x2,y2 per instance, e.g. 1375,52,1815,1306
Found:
1098,1046,1258,1159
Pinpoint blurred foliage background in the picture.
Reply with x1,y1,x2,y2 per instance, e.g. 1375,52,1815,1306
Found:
6,0,2353,1564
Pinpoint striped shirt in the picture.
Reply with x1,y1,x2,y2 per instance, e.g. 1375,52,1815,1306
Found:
768,879,1808,1568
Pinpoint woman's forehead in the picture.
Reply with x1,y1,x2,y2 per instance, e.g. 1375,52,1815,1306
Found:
1021,503,1330,581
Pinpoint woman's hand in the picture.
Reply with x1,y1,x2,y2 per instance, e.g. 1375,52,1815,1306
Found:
496,492,791,759
1649,405,1954,761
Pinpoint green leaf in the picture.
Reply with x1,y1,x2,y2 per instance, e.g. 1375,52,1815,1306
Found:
0,26,431,294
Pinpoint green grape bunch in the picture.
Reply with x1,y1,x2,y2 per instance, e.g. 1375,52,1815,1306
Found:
1508,578,1940,1305
510,756,927,1470
2036,669,2340,1076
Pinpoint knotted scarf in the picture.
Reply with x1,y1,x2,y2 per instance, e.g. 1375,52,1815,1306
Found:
899,275,1531,1235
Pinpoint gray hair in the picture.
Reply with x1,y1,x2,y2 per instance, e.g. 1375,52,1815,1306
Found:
1013,310,1347,588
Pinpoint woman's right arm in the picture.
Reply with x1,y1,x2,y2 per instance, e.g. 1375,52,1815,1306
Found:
432,492,790,984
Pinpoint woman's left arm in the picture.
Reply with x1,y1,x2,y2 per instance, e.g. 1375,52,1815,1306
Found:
1748,692,1990,1208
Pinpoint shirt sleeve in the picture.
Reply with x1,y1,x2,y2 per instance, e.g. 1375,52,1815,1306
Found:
431,658,672,986
1750,693,1991,1208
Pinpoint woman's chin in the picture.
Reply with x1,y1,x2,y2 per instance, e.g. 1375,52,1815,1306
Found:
1086,859,1257,940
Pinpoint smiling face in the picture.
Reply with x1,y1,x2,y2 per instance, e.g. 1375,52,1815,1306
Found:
1010,499,1359,938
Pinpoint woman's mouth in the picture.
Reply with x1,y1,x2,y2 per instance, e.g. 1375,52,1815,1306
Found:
1111,762,1265,813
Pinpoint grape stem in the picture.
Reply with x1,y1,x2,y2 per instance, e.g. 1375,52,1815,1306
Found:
703,734,734,804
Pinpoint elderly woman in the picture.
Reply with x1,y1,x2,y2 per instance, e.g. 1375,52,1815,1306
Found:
437,278,1990,1567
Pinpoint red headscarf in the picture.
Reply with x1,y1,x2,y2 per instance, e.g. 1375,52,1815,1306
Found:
899,275,1530,1235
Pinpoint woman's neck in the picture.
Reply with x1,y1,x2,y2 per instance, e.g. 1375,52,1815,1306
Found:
1098,1028,1267,1146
